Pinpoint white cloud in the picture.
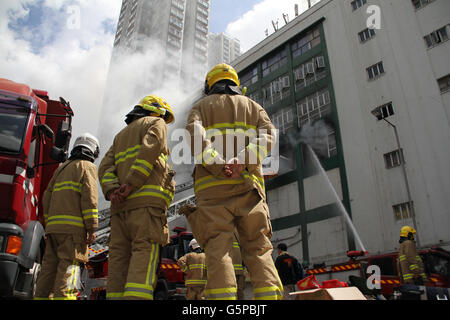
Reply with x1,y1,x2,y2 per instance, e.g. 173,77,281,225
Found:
0,0,122,147
225,0,322,53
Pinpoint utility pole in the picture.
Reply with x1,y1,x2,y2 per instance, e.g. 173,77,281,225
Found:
372,110,421,247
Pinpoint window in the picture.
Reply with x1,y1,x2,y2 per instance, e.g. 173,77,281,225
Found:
262,50,287,77
0,106,30,154
326,129,338,158
393,202,413,221
424,26,449,48
262,74,290,107
291,27,321,58
297,88,331,126
369,257,397,276
367,61,385,80
373,102,395,120
270,107,294,135
384,149,404,169
351,0,367,11
437,74,450,94
248,91,262,105
294,56,327,91
240,66,258,87
411,0,436,10
359,28,376,43
422,253,450,277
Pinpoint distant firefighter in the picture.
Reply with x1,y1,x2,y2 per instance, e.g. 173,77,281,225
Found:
177,239,207,300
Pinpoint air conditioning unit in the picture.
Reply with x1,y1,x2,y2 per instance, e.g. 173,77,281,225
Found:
282,76,290,88
316,56,326,69
295,67,305,80
306,62,315,74
272,80,281,93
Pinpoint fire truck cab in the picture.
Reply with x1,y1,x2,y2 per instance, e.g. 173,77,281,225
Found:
0,78,73,298
155,226,193,300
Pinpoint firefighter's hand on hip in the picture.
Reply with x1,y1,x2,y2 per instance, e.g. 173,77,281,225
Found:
118,183,133,199
108,188,126,205
86,231,97,245
223,158,245,179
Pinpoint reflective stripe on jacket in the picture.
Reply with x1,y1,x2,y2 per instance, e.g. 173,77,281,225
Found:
42,159,98,235
397,240,427,283
186,94,276,201
99,117,175,215
177,252,208,287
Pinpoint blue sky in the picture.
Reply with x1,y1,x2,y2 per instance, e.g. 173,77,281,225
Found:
210,0,261,34
7,0,262,53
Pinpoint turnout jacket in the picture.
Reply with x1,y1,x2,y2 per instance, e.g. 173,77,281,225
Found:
186,94,276,201
42,159,98,235
177,252,207,287
99,116,175,215
397,239,427,284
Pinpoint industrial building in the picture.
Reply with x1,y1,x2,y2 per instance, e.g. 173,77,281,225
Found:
230,0,450,266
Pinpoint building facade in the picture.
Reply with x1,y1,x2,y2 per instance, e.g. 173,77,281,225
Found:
233,0,450,266
208,33,242,69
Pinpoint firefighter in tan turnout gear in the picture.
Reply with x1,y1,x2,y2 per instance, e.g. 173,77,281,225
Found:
397,226,428,285
185,63,283,300
231,232,246,300
177,239,208,300
99,95,176,300
34,133,100,300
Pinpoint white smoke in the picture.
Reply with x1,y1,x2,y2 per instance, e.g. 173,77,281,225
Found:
96,37,206,209
286,119,332,160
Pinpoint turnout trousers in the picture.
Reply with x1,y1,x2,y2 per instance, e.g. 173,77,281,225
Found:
188,190,283,300
34,234,85,300
186,286,206,300
106,207,167,300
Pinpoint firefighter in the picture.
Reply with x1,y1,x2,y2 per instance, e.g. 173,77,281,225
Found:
185,63,283,300
98,95,176,300
177,239,208,300
397,226,428,285
34,133,100,300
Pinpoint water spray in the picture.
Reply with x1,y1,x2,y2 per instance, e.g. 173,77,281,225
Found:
304,143,367,252
286,120,367,252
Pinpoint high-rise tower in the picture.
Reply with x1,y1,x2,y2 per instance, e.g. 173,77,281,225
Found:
109,0,210,91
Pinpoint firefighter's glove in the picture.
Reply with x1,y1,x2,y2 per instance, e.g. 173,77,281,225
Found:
179,204,196,217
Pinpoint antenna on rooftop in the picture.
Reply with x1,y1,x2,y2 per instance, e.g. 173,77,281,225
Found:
271,19,279,32
283,13,289,25
295,4,299,17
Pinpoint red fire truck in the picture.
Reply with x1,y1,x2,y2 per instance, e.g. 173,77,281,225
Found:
305,246,450,299
0,78,73,298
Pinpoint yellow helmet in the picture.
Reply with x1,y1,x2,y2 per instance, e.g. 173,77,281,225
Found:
400,226,416,238
135,95,175,124
205,63,240,93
